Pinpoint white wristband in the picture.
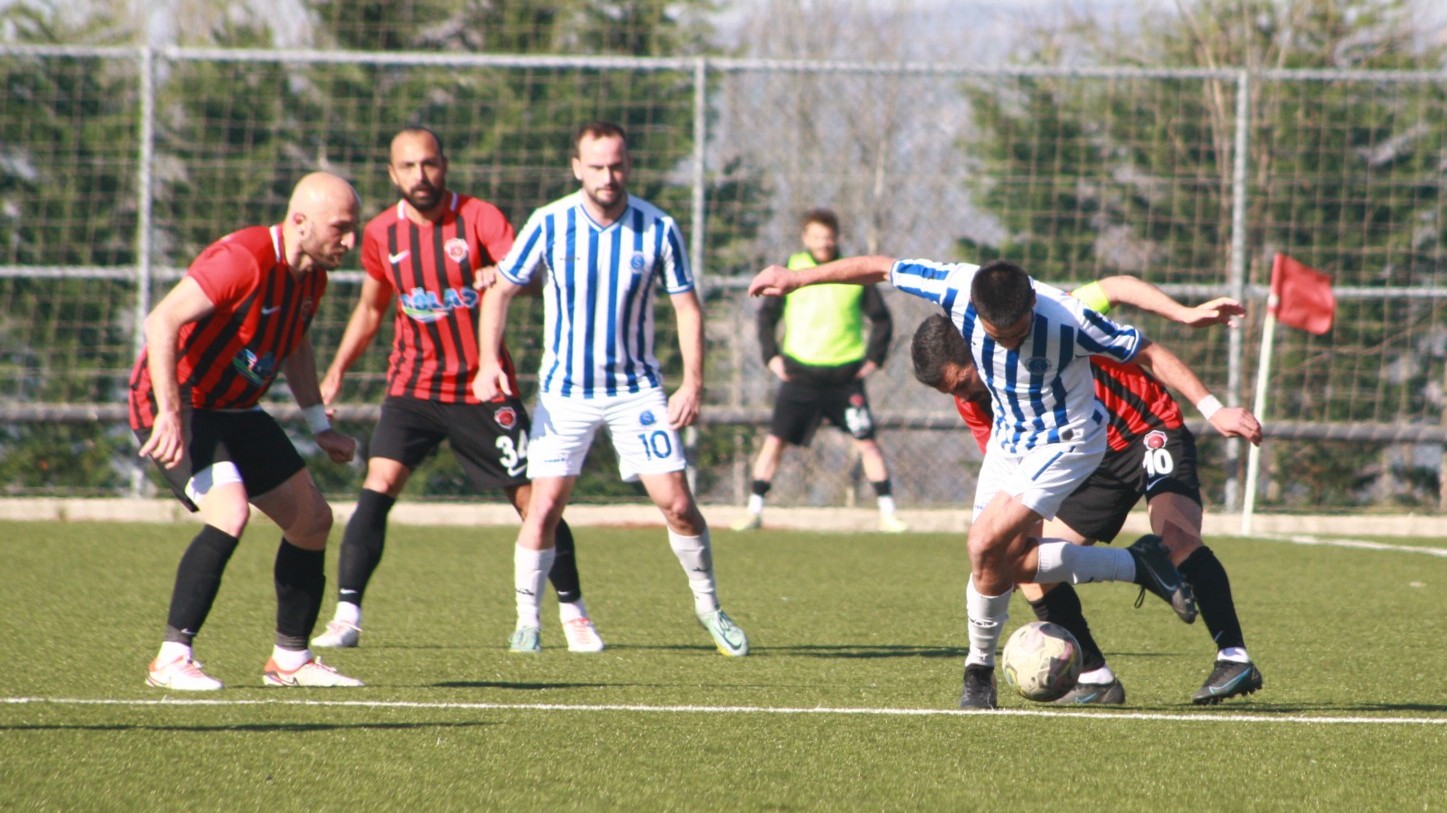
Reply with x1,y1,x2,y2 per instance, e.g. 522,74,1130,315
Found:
1195,394,1223,421
303,404,332,435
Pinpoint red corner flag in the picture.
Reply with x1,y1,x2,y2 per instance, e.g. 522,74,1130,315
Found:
1270,253,1335,335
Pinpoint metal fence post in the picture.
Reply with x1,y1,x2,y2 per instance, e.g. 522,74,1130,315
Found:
1223,68,1252,512
127,44,157,499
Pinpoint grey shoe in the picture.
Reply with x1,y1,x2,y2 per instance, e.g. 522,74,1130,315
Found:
1192,660,1263,705
1054,677,1126,705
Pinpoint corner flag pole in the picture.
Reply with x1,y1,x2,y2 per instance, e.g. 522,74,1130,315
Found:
1240,305,1278,536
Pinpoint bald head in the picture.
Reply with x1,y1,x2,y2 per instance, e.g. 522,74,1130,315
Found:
285,171,360,272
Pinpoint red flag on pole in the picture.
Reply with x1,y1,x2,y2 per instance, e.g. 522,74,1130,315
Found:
1270,253,1335,335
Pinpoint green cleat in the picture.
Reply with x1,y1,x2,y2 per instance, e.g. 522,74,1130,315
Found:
696,609,749,656
508,626,541,653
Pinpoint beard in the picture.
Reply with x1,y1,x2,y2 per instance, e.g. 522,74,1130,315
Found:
403,182,442,212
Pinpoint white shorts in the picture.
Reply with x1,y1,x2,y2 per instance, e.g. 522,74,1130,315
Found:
527,388,687,481
972,430,1106,521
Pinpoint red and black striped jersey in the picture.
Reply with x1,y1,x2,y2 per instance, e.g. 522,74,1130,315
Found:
129,225,326,430
361,192,519,403
955,357,1183,454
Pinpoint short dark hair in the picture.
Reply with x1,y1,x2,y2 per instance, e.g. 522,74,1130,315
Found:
910,313,971,389
801,208,840,233
970,260,1035,326
395,126,445,159
573,121,629,156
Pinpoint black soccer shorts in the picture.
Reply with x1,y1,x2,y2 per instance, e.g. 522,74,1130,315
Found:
368,395,532,490
1052,424,1202,543
135,408,306,512
769,378,878,445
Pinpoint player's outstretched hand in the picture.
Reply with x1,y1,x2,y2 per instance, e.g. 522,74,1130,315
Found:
1209,406,1263,445
1179,297,1245,329
748,265,799,298
473,265,498,290
471,362,511,403
316,429,358,464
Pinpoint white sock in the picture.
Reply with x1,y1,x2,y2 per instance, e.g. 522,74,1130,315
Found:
877,495,898,516
745,494,764,515
965,576,1012,668
514,545,555,629
333,600,361,627
1218,646,1251,663
157,641,192,665
270,646,311,671
1035,541,1135,584
1078,665,1116,685
559,599,589,623
668,528,719,615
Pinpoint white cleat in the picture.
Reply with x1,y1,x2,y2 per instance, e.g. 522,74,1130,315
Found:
311,619,361,648
730,514,763,531
879,515,909,534
262,656,364,688
562,617,606,653
146,657,223,691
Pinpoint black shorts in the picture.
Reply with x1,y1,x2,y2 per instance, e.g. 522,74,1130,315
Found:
769,377,877,445
1053,424,1202,543
134,409,305,513
369,396,531,491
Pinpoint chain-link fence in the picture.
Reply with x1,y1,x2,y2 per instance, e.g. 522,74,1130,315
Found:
4,45,1447,510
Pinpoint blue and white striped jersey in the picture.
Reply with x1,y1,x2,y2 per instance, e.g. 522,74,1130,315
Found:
498,192,694,399
890,258,1143,454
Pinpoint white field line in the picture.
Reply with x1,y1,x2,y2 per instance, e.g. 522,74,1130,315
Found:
1257,533,1447,557
3,696,1443,726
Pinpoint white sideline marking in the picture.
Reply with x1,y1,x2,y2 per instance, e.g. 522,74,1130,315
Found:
3,696,1443,726
1258,533,1447,558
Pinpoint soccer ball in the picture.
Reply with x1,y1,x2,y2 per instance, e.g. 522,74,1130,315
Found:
1001,621,1082,702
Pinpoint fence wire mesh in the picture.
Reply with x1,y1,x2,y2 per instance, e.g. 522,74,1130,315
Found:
3,44,1447,509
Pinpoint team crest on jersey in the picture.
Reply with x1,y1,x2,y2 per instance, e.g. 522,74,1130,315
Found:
494,405,517,429
232,348,277,385
1144,429,1168,450
638,410,657,426
629,253,647,273
445,238,469,263
1025,356,1052,375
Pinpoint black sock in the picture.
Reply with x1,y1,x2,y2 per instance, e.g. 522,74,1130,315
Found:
274,539,326,650
870,479,893,498
336,489,396,606
1028,583,1108,674
549,518,583,604
164,525,241,645
750,479,771,498
1178,546,1247,653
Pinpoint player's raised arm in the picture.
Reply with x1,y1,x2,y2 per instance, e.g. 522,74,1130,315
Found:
1131,340,1263,445
748,255,897,297
1091,275,1244,328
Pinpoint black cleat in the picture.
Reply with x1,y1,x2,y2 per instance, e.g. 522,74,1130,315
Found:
1053,677,1126,705
1192,660,1263,705
1127,534,1197,623
959,663,998,710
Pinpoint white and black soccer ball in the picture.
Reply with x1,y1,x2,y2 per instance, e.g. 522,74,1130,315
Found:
1001,621,1082,702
